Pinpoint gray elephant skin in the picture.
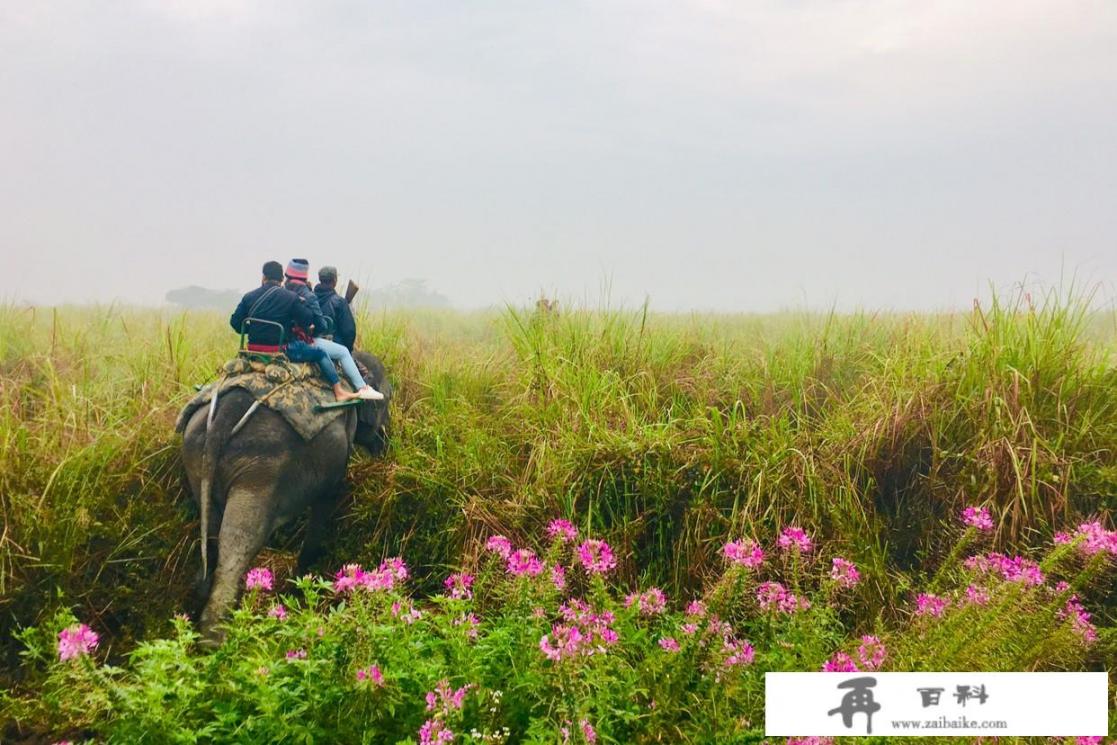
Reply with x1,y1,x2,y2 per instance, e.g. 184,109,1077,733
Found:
181,350,391,640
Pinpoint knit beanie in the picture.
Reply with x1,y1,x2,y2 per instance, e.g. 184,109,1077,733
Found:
285,258,310,282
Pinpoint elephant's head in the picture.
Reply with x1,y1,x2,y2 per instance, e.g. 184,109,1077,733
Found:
352,350,392,456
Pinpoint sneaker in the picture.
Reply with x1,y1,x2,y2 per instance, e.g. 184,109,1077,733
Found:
355,386,385,401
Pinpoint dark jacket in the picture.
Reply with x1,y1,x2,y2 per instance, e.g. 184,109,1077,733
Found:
285,280,331,336
314,284,357,351
230,282,316,346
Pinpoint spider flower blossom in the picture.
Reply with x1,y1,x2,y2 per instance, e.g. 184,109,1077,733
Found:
551,563,567,591
857,635,886,670
507,549,544,577
964,553,1045,586
822,651,858,672
267,604,287,620
546,519,578,543
356,665,384,686
961,506,995,532
624,587,667,616
244,567,273,591
915,593,949,618
829,557,860,588
722,637,755,667
1059,521,1117,557
787,738,835,745
658,636,680,652
57,623,99,661
963,584,991,606
685,600,707,618
723,538,765,568
777,526,813,554
1059,595,1098,645
418,719,454,745
286,648,307,660
332,560,408,594
756,582,810,614
541,601,619,661
425,679,472,713
485,535,513,559
575,539,617,575
444,572,474,600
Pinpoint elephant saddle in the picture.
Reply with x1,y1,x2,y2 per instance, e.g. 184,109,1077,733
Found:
175,357,355,441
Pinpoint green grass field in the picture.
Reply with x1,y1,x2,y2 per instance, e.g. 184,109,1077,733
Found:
1,289,1115,741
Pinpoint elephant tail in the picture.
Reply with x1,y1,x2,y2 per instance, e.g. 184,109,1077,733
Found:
199,405,231,581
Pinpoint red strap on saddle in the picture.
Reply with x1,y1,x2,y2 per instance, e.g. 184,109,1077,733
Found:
246,343,283,353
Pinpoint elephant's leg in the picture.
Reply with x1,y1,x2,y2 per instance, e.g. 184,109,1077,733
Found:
199,486,275,641
297,485,343,574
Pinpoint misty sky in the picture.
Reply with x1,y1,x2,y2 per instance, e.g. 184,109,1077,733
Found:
2,1,1115,311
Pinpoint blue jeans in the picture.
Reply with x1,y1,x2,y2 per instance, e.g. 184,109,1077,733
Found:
285,340,339,386
313,337,366,390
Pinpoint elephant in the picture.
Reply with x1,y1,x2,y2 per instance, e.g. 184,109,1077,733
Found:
180,350,390,641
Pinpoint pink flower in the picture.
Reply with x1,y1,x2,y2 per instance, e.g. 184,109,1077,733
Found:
581,719,597,744
915,593,949,618
541,601,619,661
245,567,274,591
857,635,886,670
391,601,422,624
723,538,765,568
685,600,707,618
419,719,454,745
356,665,384,686
965,553,1045,585
507,549,544,577
822,651,858,672
444,572,474,600
963,584,990,606
333,563,366,593
551,564,567,591
756,582,788,611
787,738,834,745
267,604,287,620
546,519,578,543
756,582,810,614
425,679,472,713
829,557,860,588
1059,595,1097,645
575,539,617,575
681,622,699,635
57,623,99,661
625,588,667,616
380,557,409,583
659,636,680,652
961,506,994,532
486,535,513,559
722,638,755,667
777,526,813,554
286,648,307,660
1064,521,1117,557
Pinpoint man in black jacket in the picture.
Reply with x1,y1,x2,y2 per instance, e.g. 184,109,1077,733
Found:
313,265,357,351
230,261,316,348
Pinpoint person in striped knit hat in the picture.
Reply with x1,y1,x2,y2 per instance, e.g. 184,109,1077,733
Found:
285,258,383,401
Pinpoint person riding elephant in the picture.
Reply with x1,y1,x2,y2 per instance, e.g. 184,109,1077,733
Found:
313,265,357,352
284,258,382,401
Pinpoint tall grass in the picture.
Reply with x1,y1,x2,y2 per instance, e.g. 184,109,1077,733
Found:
1,290,1114,680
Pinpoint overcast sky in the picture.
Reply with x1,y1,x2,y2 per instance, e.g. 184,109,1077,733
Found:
2,0,1115,311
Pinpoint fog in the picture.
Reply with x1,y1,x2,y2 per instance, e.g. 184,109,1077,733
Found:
2,1,1115,311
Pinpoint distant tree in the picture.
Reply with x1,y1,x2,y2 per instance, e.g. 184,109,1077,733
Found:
363,279,451,309
165,286,243,310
